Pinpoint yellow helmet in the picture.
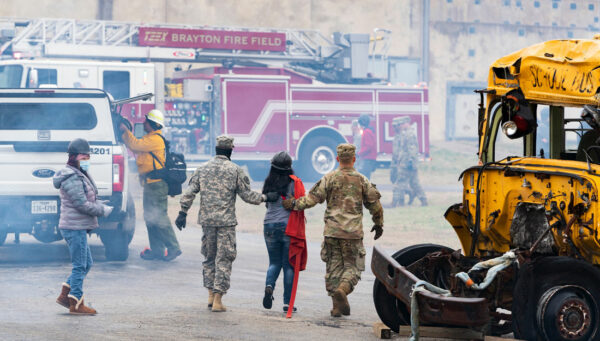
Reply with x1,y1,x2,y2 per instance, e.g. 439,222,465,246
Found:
146,109,165,127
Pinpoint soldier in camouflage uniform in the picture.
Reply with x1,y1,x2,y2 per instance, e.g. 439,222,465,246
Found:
175,135,279,312
282,143,384,317
390,117,427,207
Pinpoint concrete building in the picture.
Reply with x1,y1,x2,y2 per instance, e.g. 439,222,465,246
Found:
2,0,599,141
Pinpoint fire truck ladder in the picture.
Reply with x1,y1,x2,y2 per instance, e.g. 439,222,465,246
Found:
0,18,347,62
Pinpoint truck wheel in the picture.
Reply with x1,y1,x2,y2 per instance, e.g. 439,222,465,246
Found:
299,136,339,182
100,229,132,261
373,244,453,333
0,228,6,246
512,257,600,341
122,196,136,245
100,197,135,261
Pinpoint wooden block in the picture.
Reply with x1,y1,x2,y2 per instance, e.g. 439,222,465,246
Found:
398,325,485,340
372,321,392,339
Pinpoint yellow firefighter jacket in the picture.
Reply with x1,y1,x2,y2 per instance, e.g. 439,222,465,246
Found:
122,130,166,184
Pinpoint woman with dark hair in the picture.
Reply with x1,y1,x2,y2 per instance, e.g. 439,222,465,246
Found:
53,138,113,315
261,151,299,312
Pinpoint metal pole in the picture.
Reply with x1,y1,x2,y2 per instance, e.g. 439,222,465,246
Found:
422,0,430,83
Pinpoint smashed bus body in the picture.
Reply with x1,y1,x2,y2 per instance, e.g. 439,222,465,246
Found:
372,39,600,340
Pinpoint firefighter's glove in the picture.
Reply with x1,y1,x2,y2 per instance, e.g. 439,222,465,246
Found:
265,192,280,203
371,225,383,240
282,197,295,210
390,167,398,183
175,211,187,230
102,205,114,217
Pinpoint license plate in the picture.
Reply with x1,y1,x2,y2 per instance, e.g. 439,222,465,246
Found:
31,200,57,214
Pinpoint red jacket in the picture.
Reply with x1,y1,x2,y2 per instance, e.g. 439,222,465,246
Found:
358,127,377,160
285,175,307,271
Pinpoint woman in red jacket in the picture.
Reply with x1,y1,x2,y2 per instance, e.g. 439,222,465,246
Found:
261,151,298,313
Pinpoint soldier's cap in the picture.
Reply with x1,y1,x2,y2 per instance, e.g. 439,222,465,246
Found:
392,116,411,126
337,143,356,160
216,135,235,149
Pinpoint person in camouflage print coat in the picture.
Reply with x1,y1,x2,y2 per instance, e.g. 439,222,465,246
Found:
282,143,384,317
176,135,279,312
390,117,427,207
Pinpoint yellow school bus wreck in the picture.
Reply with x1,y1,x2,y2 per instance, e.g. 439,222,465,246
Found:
372,39,600,341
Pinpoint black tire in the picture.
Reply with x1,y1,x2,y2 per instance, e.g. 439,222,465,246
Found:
0,228,6,246
298,136,340,182
100,197,135,261
373,243,453,333
122,196,136,245
512,257,600,341
100,229,132,261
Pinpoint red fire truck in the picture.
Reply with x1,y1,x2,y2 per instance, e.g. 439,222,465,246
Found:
0,18,428,180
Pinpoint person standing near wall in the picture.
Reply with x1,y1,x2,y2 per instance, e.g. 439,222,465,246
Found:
282,144,384,317
175,135,279,312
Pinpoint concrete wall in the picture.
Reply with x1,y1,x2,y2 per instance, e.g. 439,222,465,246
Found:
3,0,600,142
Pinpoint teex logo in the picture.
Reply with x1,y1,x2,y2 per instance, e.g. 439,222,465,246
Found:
144,30,168,42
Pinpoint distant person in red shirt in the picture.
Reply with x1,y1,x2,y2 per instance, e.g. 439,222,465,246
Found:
357,114,377,179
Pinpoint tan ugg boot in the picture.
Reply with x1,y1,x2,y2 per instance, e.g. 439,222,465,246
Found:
333,282,352,316
211,293,226,312
330,296,341,317
56,283,70,309
68,294,97,315
208,289,214,309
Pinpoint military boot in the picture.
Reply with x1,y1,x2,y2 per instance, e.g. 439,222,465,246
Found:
212,293,226,312
56,283,70,309
68,295,97,315
420,197,428,207
330,296,341,317
333,282,352,316
207,289,214,309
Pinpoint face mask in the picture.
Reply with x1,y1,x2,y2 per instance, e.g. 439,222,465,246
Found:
79,160,90,172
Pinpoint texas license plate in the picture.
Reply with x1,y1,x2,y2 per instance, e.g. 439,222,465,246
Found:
31,200,57,214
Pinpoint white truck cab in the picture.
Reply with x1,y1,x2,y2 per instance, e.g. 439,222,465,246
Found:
0,88,136,261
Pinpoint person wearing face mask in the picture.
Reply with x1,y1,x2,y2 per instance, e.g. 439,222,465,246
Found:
53,138,114,315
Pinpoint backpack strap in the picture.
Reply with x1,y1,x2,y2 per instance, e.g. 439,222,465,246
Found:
148,133,167,169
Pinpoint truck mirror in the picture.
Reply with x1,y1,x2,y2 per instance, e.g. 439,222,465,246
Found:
501,88,536,139
133,123,144,138
27,69,38,88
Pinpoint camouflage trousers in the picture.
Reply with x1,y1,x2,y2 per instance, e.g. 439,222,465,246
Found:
321,237,366,295
392,167,426,203
201,225,237,294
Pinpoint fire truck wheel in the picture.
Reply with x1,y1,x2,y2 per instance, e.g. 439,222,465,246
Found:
512,256,600,341
299,136,340,182
0,228,6,246
373,243,452,333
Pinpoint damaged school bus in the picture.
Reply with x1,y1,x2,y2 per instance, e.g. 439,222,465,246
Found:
372,39,600,340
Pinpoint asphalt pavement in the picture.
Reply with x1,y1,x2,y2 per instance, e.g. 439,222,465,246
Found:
0,219,386,341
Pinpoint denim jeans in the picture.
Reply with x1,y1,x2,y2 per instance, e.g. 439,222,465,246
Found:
61,229,93,299
264,222,294,304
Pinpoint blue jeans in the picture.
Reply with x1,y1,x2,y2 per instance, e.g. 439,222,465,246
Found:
61,229,93,300
264,222,294,304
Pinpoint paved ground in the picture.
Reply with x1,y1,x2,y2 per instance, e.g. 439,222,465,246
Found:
0,219,387,341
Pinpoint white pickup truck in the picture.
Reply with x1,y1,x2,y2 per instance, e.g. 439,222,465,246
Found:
0,88,136,260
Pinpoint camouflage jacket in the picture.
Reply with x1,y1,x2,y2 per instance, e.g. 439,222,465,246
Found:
294,166,383,239
395,129,419,168
179,155,264,226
